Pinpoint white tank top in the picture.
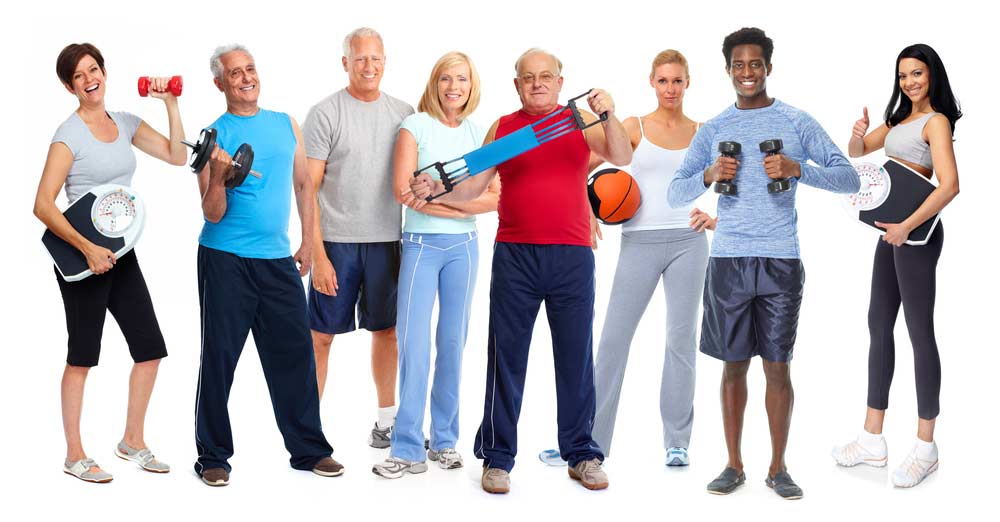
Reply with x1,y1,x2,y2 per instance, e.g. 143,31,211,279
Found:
622,118,696,231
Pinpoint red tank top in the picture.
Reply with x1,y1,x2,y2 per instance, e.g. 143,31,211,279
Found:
494,107,591,246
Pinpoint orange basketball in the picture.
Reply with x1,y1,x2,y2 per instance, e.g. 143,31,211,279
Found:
587,168,641,225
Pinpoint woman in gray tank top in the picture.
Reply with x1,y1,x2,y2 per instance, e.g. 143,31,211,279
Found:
833,44,961,489
33,43,188,483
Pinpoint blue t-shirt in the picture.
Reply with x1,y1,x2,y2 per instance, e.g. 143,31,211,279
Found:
667,99,859,259
400,112,485,234
198,109,296,258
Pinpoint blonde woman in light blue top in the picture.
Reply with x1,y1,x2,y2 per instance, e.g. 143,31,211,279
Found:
373,52,499,478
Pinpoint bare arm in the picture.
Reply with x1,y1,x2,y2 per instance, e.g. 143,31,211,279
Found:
131,87,187,166
33,143,117,274
196,145,232,223
308,157,338,296
444,175,500,215
290,117,315,275
393,128,470,219
407,119,500,207
848,107,889,158
581,89,632,166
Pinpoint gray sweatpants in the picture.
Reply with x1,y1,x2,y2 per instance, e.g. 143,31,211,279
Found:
592,228,709,455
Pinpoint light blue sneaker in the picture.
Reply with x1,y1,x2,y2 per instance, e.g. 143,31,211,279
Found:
538,448,566,467
665,447,689,467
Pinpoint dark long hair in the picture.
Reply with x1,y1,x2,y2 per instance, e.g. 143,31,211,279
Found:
884,44,962,134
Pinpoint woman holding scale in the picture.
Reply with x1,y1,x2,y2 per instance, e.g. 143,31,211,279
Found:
33,43,187,483
832,43,961,488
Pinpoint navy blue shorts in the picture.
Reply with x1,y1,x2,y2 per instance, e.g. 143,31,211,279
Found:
308,241,400,334
699,257,805,363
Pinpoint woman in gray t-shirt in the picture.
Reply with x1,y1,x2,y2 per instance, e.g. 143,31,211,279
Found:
33,43,188,483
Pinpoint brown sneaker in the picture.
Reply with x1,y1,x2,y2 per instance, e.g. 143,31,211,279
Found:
313,457,345,477
481,467,510,494
200,467,229,487
568,458,609,490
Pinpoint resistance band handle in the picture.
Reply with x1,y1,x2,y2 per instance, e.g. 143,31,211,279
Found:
567,90,609,131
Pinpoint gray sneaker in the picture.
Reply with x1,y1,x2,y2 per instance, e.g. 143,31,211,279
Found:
368,422,391,449
482,467,510,494
115,441,170,473
428,447,463,469
568,458,609,490
64,458,113,483
372,457,428,479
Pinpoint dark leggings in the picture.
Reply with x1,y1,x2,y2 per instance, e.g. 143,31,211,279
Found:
867,224,943,420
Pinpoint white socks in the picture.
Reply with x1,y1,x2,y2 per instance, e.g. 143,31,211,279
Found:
857,430,887,454
377,406,396,429
914,438,938,461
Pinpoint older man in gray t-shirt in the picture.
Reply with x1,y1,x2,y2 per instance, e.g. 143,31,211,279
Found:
302,27,413,448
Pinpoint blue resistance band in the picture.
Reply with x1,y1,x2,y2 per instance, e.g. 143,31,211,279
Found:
415,90,608,201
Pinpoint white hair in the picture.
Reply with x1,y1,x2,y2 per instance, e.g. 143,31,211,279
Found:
514,47,563,76
210,43,252,80
342,27,383,57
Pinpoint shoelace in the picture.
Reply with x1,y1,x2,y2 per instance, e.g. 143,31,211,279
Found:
577,459,601,475
135,448,156,466
838,441,865,462
898,451,932,483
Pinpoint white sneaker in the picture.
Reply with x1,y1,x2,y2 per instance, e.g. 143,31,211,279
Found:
427,447,463,469
892,443,938,488
372,456,427,479
831,437,888,467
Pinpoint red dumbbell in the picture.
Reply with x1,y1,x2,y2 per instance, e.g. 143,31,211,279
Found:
138,76,183,97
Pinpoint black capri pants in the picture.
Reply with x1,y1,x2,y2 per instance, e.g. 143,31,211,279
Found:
867,224,943,420
55,250,167,367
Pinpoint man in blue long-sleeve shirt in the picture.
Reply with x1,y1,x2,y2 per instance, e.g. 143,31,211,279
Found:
668,28,859,500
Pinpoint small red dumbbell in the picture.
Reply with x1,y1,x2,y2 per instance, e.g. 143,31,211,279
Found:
138,76,183,97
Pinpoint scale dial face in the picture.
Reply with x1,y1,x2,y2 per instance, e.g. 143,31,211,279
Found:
846,163,891,211
91,188,138,237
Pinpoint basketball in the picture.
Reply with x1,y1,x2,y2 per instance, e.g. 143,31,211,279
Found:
587,168,641,225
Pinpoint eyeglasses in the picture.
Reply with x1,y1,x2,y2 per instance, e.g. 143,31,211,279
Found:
519,72,557,85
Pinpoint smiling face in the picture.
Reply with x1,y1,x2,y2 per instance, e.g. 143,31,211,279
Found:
215,50,259,106
437,62,471,116
727,44,771,106
514,52,563,115
898,57,930,106
343,36,384,98
649,62,689,110
65,54,106,105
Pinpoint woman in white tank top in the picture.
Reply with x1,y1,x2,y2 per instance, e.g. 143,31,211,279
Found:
540,50,715,467
833,44,961,488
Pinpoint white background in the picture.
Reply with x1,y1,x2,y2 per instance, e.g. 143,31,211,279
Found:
2,0,994,520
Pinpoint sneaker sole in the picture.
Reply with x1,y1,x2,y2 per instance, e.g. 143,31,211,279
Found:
706,479,745,495
63,469,113,483
200,476,229,487
568,469,608,490
482,483,509,494
892,460,938,488
372,463,428,479
313,467,345,477
114,449,170,473
666,457,689,467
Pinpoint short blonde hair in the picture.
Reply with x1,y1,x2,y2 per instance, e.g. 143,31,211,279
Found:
650,49,689,77
418,52,481,122
514,48,563,76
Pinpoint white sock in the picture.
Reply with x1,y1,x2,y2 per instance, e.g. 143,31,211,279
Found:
857,430,885,453
915,438,937,460
377,406,396,429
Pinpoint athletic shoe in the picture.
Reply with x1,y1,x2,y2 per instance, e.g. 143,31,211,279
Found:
115,441,170,473
538,448,566,466
372,456,428,479
831,437,888,467
766,470,803,500
427,447,463,469
368,422,391,449
200,467,229,487
482,467,510,494
892,443,938,488
63,458,112,483
665,447,689,467
568,458,609,490
313,457,345,477
706,467,745,495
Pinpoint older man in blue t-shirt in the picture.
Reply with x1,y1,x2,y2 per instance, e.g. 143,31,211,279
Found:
668,28,859,500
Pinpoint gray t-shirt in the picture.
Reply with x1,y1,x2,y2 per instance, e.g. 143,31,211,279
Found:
303,89,414,243
51,111,142,203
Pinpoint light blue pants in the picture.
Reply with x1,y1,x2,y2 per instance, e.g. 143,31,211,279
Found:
390,232,478,462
